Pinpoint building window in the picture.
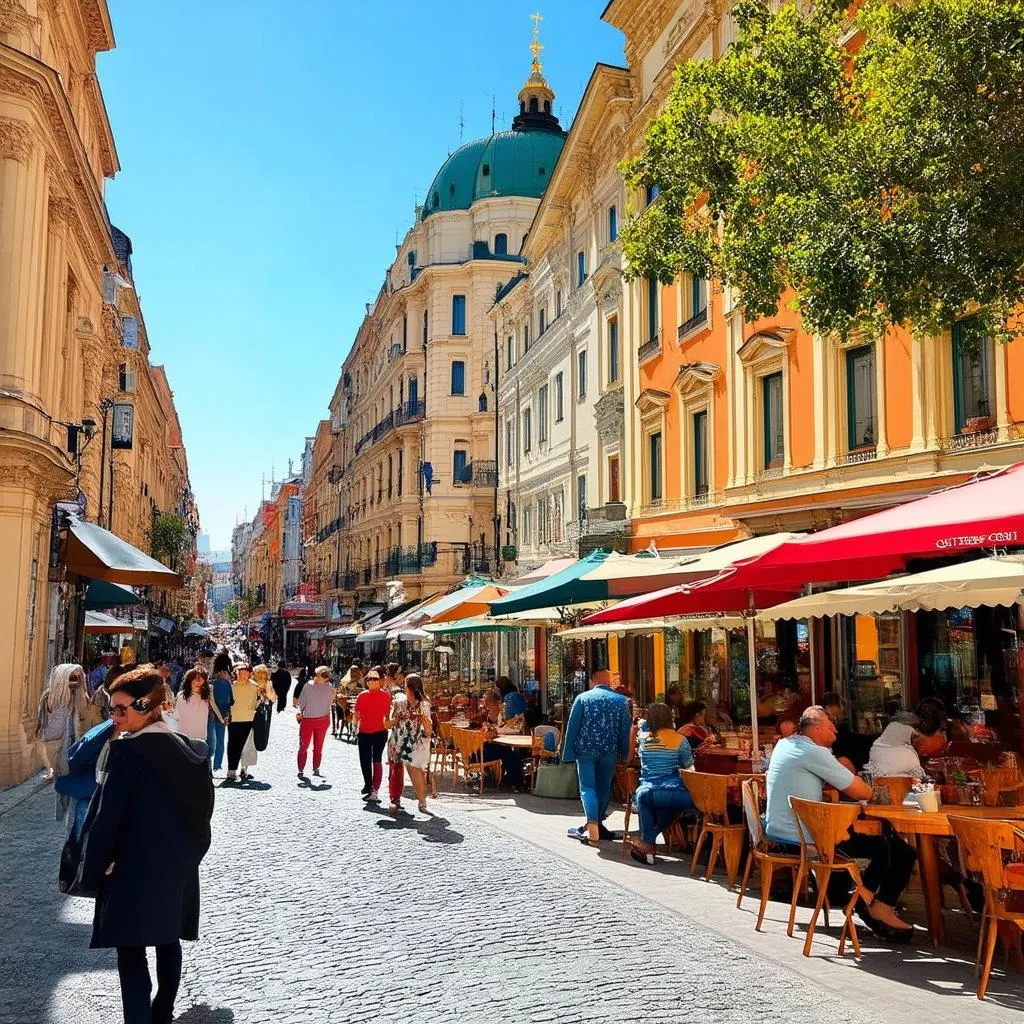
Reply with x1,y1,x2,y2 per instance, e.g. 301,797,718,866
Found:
451,295,466,335
762,372,785,469
608,455,621,503
577,349,587,399
422,311,428,346
522,408,532,453
494,233,507,255
691,275,707,317
505,421,513,466
608,317,619,384
451,360,465,395
397,449,403,495
402,313,408,350
408,375,418,407
846,345,877,450
506,335,514,371
646,183,660,205
539,307,546,335
453,448,468,485
649,432,663,501
608,205,618,243
538,384,548,443
693,410,709,497
576,474,587,520
577,250,586,287
523,324,530,353
952,318,995,433
554,372,564,422
522,507,531,545
647,277,659,341
555,289,562,317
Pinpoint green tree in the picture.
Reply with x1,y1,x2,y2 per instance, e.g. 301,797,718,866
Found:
149,512,190,571
223,601,240,623
621,0,1024,343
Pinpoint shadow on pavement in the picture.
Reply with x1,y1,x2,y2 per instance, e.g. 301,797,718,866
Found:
375,811,465,845
296,778,332,792
218,780,272,792
176,1004,236,1022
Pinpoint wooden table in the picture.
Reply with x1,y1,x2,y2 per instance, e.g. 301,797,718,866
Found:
861,804,1024,944
491,734,533,750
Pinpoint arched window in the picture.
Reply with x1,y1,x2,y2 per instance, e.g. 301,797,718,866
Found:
529,97,539,113
494,233,507,255
478,392,488,412
544,100,551,114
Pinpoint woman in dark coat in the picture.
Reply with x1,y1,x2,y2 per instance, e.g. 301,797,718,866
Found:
78,665,215,1024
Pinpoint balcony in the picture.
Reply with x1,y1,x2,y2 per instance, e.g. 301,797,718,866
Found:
385,543,439,576
395,398,426,426
638,334,662,365
677,306,708,341
453,459,498,488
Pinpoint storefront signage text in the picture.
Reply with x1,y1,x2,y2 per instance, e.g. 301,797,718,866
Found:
935,531,1018,550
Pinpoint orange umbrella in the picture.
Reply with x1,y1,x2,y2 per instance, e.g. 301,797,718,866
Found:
426,584,510,624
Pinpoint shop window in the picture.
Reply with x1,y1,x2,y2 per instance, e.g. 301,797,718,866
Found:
846,345,876,450
649,431,663,501
837,613,904,737
952,318,995,433
693,410,709,498
451,360,465,395
608,317,619,384
451,295,466,336
494,233,508,255
762,372,784,469
538,384,548,443
608,455,620,503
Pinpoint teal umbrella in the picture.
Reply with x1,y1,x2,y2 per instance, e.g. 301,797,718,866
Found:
85,579,143,610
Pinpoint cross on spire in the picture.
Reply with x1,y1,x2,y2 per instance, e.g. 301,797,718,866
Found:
530,11,544,75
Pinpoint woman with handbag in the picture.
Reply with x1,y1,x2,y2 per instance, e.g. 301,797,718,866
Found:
36,663,90,781
77,665,214,1024
386,673,432,815
225,663,260,784
174,668,225,744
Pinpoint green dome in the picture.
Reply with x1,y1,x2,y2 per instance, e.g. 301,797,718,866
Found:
422,128,565,218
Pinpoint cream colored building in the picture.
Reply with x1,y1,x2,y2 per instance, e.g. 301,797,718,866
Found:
329,47,568,614
0,1,198,783
491,63,634,567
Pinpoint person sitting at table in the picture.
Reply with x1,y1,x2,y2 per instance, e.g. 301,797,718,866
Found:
496,676,528,723
865,713,925,781
765,706,917,942
820,691,870,771
480,688,526,791
678,701,712,750
630,702,695,866
665,685,685,728
912,699,948,759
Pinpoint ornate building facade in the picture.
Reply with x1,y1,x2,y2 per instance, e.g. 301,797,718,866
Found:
0,1,198,783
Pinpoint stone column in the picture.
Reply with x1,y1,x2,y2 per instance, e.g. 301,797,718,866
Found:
0,115,47,404
38,190,72,419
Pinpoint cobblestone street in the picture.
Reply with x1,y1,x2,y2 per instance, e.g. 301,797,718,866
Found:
0,715,1008,1024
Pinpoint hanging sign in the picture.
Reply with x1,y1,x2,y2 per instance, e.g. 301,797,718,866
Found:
111,403,134,450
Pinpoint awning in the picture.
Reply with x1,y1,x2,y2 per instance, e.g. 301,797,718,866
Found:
184,623,210,638
423,615,523,635
489,549,700,615
325,625,360,639
356,630,387,644
510,557,577,587
720,462,1024,589
760,555,1024,621
85,611,144,635
62,516,181,587
84,580,142,610
356,604,385,622
395,627,432,641
490,604,607,626
559,614,747,638
426,584,511,624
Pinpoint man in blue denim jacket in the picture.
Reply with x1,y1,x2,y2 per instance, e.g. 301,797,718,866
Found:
561,668,631,844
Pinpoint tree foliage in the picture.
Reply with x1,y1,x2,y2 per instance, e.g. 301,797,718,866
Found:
149,512,190,571
223,601,240,623
620,0,1024,342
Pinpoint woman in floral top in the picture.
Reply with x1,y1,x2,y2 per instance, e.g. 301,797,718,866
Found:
385,673,432,815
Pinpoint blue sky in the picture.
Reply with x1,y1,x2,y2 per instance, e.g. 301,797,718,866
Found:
101,1,624,548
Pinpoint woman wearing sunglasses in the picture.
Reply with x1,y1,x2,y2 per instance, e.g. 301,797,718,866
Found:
354,666,390,801
77,665,214,1024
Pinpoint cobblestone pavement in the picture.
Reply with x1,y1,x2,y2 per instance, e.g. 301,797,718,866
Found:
2,714,889,1024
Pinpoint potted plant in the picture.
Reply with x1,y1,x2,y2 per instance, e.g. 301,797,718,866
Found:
951,768,974,805
501,544,518,562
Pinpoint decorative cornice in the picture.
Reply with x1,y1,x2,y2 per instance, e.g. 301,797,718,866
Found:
737,328,794,366
0,115,33,162
674,360,721,395
47,192,75,232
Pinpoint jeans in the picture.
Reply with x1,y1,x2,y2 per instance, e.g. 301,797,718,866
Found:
208,717,226,770
227,721,253,772
575,756,617,823
357,731,388,791
297,715,329,773
116,942,181,1024
635,785,694,845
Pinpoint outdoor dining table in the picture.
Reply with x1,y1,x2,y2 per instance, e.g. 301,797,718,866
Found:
860,803,1024,945
491,734,534,749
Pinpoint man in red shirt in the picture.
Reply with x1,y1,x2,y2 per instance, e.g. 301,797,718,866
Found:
353,667,391,802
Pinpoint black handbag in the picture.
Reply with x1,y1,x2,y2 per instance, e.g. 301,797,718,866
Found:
252,701,272,752
58,830,96,899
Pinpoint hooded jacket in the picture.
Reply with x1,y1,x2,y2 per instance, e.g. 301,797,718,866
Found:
865,721,925,782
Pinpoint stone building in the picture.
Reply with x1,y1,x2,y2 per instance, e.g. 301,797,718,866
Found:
490,62,633,567
0,1,198,783
330,38,567,616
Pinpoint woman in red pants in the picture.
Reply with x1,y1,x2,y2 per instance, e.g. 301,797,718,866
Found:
296,666,334,779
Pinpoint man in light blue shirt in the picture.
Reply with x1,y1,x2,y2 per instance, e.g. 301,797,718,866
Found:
562,668,631,845
765,706,916,941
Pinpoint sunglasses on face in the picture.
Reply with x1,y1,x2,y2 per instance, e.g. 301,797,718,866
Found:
109,697,153,718
366,675,380,682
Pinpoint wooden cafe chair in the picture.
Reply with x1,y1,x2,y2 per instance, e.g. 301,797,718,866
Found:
869,776,915,807
736,779,804,932
432,720,458,783
948,816,1024,1000
451,727,502,794
788,797,871,958
687,770,746,887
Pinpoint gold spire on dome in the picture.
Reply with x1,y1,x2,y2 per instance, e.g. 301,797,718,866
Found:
530,11,545,79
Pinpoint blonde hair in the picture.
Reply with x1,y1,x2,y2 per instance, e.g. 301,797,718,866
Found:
252,664,270,682
315,665,332,678
43,663,88,714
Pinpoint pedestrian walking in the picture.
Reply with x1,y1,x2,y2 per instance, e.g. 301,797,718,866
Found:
295,665,333,778
209,652,234,773
386,673,432,816
88,651,115,697
35,663,90,781
354,666,390,802
562,668,632,845
226,663,261,783
292,662,309,706
77,665,214,1024
270,660,292,713
174,668,225,744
